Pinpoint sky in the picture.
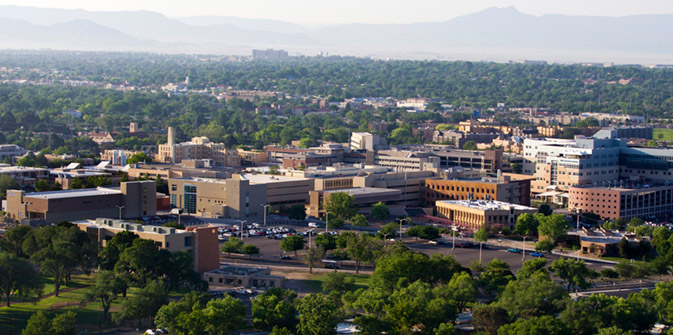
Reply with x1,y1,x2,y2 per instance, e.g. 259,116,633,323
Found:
0,0,672,25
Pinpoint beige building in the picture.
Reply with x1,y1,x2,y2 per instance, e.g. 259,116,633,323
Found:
75,218,220,273
168,174,312,218
203,266,285,289
6,181,156,224
435,200,537,230
157,128,240,167
0,166,49,186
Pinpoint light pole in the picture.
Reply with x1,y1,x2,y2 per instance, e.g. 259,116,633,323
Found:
576,208,581,260
397,218,405,240
240,220,246,242
261,204,269,227
522,236,526,261
115,205,124,220
325,212,329,233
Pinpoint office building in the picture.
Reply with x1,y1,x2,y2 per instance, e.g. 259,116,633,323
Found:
425,175,530,207
75,218,219,273
569,183,673,221
157,128,240,167
0,144,26,159
307,187,402,218
435,200,537,230
0,166,49,186
5,181,156,224
350,132,389,151
203,266,285,289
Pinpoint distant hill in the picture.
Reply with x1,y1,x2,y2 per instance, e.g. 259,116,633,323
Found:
0,5,672,62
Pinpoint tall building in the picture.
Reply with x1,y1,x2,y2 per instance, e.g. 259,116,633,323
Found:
157,128,240,167
350,132,389,151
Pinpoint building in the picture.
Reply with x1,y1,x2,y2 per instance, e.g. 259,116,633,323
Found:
50,163,113,190
432,129,498,148
5,181,156,224
203,266,285,289
431,148,503,173
435,200,537,230
101,149,143,166
307,187,403,218
157,128,240,167
75,218,219,273
592,126,653,140
424,175,530,207
0,166,49,186
0,144,27,159
88,132,115,145
168,174,312,218
127,161,233,180
372,150,440,172
252,49,289,60
569,183,673,221
350,132,389,151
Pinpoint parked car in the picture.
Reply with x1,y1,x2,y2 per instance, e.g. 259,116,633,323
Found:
530,252,545,258
507,248,522,253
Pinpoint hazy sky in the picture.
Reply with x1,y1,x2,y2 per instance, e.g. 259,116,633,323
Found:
1,0,672,24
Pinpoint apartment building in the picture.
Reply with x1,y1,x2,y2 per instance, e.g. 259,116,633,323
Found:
5,181,156,224
435,200,537,230
75,218,219,273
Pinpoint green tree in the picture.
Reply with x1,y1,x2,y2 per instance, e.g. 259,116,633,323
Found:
434,272,476,313
99,230,138,271
0,252,43,306
515,213,539,237
221,237,244,256
479,258,515,299
0,174,19,200
305,246,325,274
517,258,548,279
280,235,305,256
535,239,555,253
127,152,152,164
289,204,307,220
462,141,477,150
474,227,489,264
155,291,211,333
377,222,399,240
162,221,185,229
538,214,569,245
1,225,33,257
69,177,84,189
252,288,298,331
472,305,510,335
406,225,440,241
314,233,337,251
33,179,50,192
370,202,389,221
324,192,357,221
538,203,553,216
597,326,630,335
201,296,247,335
114,280,168,327
86,271,123,323
384,280,457,334
351,213,368,227
296,293,340,335
614,259,636,279
347,234,381,274
497,272,569,319
22,311,51,335
241,244,260,259
322,272,355,294
498,315,571,335
50,311,77,335
551,257,597,291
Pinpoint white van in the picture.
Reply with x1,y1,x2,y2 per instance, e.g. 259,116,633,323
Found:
308,222,319,228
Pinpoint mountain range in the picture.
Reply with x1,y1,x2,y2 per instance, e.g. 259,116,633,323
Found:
0,5,672,63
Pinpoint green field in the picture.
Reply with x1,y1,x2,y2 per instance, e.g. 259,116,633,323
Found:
654,128,673,141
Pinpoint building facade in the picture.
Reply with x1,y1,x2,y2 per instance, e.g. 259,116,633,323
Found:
435,200,537,230
424,176,530,207
568,183,673,221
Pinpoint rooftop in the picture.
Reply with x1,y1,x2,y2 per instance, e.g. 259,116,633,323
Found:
24,187,121,200
74,218,190,235
238,174,309,184
0,166,48,173
324,187,401,196
437,199,536,211
207,266,272,276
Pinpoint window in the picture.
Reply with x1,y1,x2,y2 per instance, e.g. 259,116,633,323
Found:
184,236,193,247
171,184,177,191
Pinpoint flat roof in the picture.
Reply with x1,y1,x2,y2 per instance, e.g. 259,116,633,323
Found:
238,174,309,184
324,187,400,196
436,200,536,211
0,166,48,173
74,218,190,235
25,187,121,200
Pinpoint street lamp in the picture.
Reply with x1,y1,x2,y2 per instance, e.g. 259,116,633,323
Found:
397,218,405,240
522,235,526,261
240,220,246,242
325,212,329,233
260,204,269,226
115,205,125,220
575,208,582,260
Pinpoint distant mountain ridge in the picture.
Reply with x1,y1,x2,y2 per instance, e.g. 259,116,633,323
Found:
0,5,672,62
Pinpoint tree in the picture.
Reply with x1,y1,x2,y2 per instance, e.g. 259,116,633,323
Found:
201,296,247,335
155,291,211,333
434,272,476,313
1,225,33,257
162,221,185,229
33,179,50,192
597,326,630,335
50,311,77,335
498,316,571,335
474,227,489,264
406,225,440,241
347,234,381,274
551,258,596,291
99,230,138,271
322,272,355,294
69,177,84,189
252,288,298,331
517,258,548,279
614,259,636,279
314,233,337,251
497,272,569,319
511,163,523,173
472,305,510,335
0,174,19,200
280,235,305,256
538,214,569,245
22,311,51,335
241,244,260,259
305,247,325,274
377,222,399,240
114,238,163,288
535,239,555,253
127,152,151,164
515,213,539,237
479,258,515,299
86,271,123,323
462,141,477,150
351,213,368,227
324,192,357,221
370,202,389,221
618,237,630,258
538,203,553,216
289,204,306,220
221,237,244,256
296,293,340,335
384,280,457,334
268,165,281,175
0,252,43,306
114,280,168,327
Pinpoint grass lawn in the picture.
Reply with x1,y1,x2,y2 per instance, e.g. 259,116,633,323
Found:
294,272,371,293
654,128,673,141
